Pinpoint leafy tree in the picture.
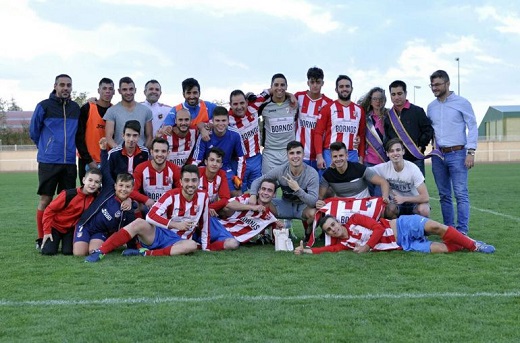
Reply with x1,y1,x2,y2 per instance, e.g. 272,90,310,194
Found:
7,97,22,111
71,91,89,107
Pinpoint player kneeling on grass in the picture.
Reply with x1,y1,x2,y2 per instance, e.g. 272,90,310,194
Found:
294,214,495,254
41,169,102,255
73,172,137,256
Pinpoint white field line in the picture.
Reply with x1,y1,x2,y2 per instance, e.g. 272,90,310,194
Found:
1,292,520,307
429,196,520,222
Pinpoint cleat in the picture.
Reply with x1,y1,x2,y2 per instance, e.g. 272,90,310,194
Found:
474,241,495,254
122,248,148,256
85,249,105,262
35,238,43,252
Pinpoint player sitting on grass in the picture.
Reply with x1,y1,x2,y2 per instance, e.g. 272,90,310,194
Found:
41,168,102,255
294,213,495,254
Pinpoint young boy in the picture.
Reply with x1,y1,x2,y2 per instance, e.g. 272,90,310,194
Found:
41,168,102,255
73,137,136,256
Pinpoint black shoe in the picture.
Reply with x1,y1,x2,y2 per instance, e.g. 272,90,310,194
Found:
35,238,43,252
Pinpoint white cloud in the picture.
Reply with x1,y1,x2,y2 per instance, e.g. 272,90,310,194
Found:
476,6,520,34
101,0,341,33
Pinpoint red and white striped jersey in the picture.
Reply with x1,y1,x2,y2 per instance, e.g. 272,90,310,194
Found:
229,107,261,159
198,167,230,211
146,188,210,250
219,194,278,242
314,100,366,157
295,91,333,160
161,129,197,167
132,161,181,204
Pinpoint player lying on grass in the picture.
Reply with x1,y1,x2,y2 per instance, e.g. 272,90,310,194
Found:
41,168,102,255
294,213,495,254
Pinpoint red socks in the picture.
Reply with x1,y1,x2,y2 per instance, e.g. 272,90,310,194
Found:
100,229,132,254
208,241,225,251
442,227,476,251
146,246,172,256
36,209,44,239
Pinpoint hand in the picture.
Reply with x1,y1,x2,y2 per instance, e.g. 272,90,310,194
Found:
200,127,211,142
316,155,325,170
353,242,371,254
209,209,218,217
169,220,196,231
41,234,53,249
232,176,242,190
288,92,298,109
275,220,284,229
120,198,132,211
282,174,300,192
392,193,406,205
465,154,475,169
98,137,107,150
294,240,305,255
87,97,97,104
353,135,360,150
87,161,99,170
251,204,266,213
161,126,173,136
316,200,326,209
145,199,155,208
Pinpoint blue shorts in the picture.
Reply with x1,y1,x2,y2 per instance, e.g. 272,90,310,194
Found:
192,217,233,243
74,226,107,243
140,226,183,249
272,198,306,219
396,214,432,253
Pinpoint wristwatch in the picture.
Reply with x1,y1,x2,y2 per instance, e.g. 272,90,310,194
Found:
467,149,476,156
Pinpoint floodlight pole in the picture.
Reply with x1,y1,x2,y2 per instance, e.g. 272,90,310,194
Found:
455,57,460,95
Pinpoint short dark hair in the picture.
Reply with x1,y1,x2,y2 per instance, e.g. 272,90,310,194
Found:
152,137,169,150
335,75,352,88
318,214,335,230
307,67,324,80
116,172,134,185
84,168,102,179
123,120,141,134
181,164,199,178
213,106,229,118
389,80,407,93
385,137,404,152
144,79,160,89
430,70,450,83
330,141,347,152
182,78,200,93
259,178,277,192
229,89,246,103
271,73,287,85
99,78,114,87
287,140,303,151
55,74,72,83
205,146,225,160
119,76,134,88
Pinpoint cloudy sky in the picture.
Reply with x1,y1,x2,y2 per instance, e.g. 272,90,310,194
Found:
1,0,519,125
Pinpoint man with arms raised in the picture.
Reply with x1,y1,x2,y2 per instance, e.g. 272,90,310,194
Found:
314,75,366,167
162,77,217,142
250,141,319,243
370,138,430,219
316,142,390,210
104,76,153,149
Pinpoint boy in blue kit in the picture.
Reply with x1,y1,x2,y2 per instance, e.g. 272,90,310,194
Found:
73,138,136,256
192,106,247,196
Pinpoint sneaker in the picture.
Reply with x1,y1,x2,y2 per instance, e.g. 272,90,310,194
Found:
85,249,105,262
122,248,148,256
474,240,495,254
35,238,43,252
288,228,298,240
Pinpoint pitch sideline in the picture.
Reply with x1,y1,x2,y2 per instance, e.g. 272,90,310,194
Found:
1,292,520,307
429,196,520,222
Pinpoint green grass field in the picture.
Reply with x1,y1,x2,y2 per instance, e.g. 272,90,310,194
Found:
1,163,519,342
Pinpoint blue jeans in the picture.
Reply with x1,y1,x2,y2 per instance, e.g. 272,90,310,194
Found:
364,162,382,196
431,150,470,234
411,159,425,177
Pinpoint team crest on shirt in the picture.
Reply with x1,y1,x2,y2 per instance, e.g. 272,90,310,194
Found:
115,210,121,218
194,205,200,213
